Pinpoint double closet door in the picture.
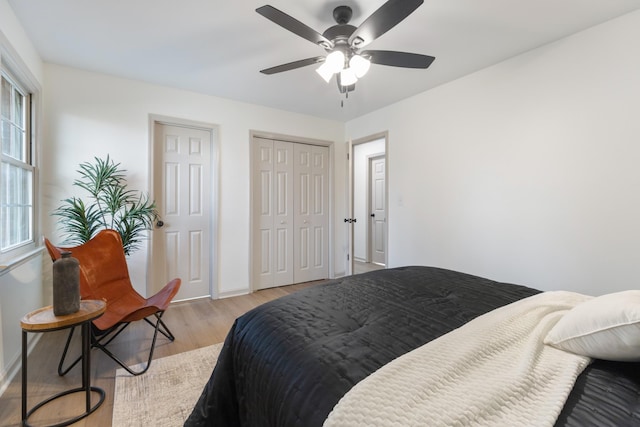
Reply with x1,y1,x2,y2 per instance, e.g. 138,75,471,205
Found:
253,137,329,290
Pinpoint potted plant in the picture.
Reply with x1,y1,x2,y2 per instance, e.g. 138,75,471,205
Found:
53,155,157,255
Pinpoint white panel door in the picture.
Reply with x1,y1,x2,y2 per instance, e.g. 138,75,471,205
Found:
294,144,329,283
253,138,294,289
370,156,386,265
254,138,274,289
272,140,294,286
152,123,211,300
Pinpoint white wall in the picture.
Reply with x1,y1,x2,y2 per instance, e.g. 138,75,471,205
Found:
346,10,640,296
41,64,347,297
0,0,45,397
353,138,385,261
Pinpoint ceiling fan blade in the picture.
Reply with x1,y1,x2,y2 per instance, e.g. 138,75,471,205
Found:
349,0,423,48
260,56,325,75
364,50,435,69
257,5,333,49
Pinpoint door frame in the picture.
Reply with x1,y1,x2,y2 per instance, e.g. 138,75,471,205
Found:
249,130,335,292
148,114,220,299
347,131,389,275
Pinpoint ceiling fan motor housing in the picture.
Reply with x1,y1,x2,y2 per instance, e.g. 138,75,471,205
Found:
323,6,358,54
322,25,356,49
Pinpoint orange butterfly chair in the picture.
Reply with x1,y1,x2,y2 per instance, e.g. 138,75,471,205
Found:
44,229,181,376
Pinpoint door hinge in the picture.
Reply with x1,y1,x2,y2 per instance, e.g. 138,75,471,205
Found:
347,152,350,160
347,254,350,261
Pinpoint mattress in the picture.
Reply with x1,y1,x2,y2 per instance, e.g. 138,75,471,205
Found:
185,266,640,426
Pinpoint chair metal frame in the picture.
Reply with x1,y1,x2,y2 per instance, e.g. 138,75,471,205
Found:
57,312,175,376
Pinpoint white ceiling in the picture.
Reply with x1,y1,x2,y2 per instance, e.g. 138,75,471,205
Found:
7,0,640,121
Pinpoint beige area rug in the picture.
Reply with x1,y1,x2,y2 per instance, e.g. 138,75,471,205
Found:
112,343,222,427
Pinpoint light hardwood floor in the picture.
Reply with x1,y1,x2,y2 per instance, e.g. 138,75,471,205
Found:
353,260,384,275
0,281,321,427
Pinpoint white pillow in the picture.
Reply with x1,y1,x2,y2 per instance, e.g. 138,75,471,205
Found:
544,290,640,362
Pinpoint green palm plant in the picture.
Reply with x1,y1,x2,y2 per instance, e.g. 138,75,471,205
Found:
53,155,157,255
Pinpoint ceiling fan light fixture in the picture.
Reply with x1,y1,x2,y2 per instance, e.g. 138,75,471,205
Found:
316,62,335,83
350,54,371,78
339,67,358,87
324,50,345,74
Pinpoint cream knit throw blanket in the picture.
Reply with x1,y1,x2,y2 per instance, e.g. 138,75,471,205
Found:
324,291,592,427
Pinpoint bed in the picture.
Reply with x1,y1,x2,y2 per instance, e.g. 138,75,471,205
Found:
185,266,640,426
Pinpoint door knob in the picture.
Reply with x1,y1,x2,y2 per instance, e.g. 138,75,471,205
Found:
156,220,164,228
370,213,375,217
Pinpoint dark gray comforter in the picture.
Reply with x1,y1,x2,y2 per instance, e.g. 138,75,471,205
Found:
185,266,640,427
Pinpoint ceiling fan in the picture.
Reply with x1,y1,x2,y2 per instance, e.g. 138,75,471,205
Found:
256,0,435,94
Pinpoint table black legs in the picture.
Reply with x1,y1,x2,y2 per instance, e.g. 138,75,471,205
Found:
21,321,105,427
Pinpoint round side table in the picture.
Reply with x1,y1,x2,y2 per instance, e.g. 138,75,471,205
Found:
20,300,106,427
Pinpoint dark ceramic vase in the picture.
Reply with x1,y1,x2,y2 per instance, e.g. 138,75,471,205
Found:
52,251,80,316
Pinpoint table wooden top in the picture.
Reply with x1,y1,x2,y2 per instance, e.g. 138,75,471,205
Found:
20,300,106,331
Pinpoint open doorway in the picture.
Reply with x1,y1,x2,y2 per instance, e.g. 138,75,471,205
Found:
351,135,387,275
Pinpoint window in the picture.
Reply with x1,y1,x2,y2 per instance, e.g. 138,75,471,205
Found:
0,69,34,253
